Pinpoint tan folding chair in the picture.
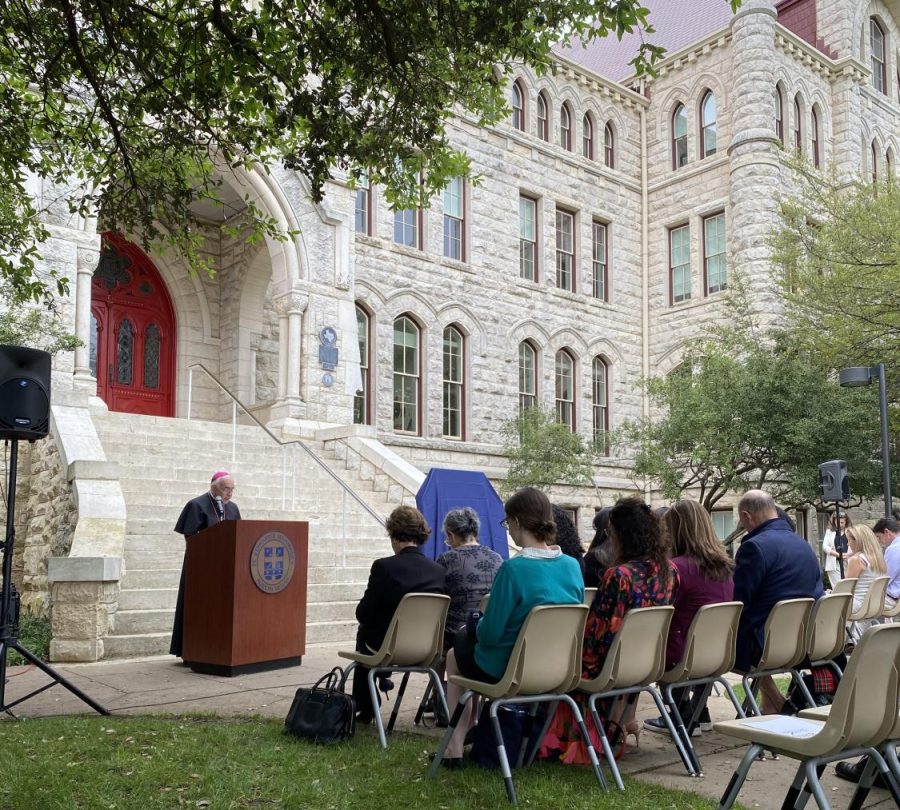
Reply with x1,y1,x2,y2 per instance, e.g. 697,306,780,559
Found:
339,593,450,749
883,594,900,622
830,577,857,596
578,605,694,790
583,587,597,607
737,598,815,716
715,623,900,810
427,604,607,804
791,592,852,687
657,601,745,776
847,575,889,622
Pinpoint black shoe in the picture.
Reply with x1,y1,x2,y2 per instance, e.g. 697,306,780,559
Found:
835,758,889,789
429,752,464,770
377,676,395,694
355,711,375,725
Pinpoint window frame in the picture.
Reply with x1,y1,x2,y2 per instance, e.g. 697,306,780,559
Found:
442,176,466,262
870,17,887,94
555,207,576,293
559,102,573,151
604,122,615,168
793,95,803,154
582,113,594,160
392,315,421,435
669,223,692,304
518,340,538,414
700,91,717,159
511,80,526,131
811,106,821,168
353,303,372,425
536,92,549,141
591,356,609,455
672,103,688,169
591,220,608,302
442,324,465,440
774,85,784,145
554,349,576,432
393,206,422,250
519,195,538,282
703,211,727,296
872,141,879,186
354,173,372,236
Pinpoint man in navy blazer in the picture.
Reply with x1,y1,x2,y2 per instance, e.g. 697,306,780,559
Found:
733,489,823,713
352,506,446,722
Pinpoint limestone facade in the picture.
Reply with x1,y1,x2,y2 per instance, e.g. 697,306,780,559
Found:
4,0,900,655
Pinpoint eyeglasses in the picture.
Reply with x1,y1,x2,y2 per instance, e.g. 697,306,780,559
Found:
501,518,509,529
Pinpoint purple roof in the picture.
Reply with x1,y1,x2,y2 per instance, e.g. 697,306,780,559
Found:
555,0,737,83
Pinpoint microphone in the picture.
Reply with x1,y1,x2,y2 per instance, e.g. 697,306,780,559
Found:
215,495,224,519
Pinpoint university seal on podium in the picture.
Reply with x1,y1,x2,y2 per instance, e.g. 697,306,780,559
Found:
250,531,296,593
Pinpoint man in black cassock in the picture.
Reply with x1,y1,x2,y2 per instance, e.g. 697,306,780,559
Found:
169,471,241,658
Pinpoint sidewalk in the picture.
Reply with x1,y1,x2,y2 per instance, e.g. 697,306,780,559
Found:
3,646,894,808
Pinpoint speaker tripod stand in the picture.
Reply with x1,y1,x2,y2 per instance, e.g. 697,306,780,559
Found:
1,438,108,716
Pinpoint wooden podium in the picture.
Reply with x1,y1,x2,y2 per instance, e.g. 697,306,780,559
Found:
182,519,309,676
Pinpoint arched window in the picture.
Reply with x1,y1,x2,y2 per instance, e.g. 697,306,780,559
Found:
604,122,615,168
392,315,420,434
871,141,879,186
811,106,821,168
887,148,895,184
442,325,464,439
870,18,887,94
518,341,537,413
582,113,594,159
774,85,784,145
536,92,549,141
143,323,160,389
511,81,525,131
591,357,609,454
559,103,572,151
700,91,717,158
353,304,371,425
116,319,133,385
555,350,575,431
793,95,803,153
672,104,688,169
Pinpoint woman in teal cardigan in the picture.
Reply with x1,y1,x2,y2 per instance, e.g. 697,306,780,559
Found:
439,487,584,766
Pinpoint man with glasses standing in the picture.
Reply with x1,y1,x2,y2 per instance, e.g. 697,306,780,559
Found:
170,471,241,659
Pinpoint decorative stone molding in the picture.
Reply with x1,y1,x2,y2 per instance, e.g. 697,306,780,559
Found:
273,291,309,317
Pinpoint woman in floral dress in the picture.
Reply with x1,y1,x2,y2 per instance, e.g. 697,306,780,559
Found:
541,496,679,764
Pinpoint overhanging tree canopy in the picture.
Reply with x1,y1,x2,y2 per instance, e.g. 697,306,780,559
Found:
2,0,743,304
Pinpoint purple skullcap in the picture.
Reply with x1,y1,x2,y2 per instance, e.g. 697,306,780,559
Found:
211,471,231,483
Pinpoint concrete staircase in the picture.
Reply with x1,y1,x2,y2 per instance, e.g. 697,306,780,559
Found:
90,410,408,659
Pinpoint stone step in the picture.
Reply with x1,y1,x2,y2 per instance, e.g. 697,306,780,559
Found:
103,633,172,659
121,568,181,589
117,588,174,611
306,620,357,646
308,600,359,623
122,548,378,572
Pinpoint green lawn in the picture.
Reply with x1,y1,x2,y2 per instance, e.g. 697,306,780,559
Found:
0,715,732,809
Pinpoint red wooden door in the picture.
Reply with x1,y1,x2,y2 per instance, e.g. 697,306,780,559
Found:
90,233,176,417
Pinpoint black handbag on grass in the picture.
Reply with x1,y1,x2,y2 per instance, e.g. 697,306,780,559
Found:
284,666,356,744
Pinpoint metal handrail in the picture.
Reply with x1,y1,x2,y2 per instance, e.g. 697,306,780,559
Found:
187,362,386,527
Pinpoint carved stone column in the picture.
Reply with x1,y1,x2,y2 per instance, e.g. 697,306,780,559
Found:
72,246,99,392
272,291,308,418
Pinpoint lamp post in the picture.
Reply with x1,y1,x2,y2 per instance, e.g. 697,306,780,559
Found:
839,363,892,517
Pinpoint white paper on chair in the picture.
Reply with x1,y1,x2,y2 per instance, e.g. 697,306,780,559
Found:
749,716,821,738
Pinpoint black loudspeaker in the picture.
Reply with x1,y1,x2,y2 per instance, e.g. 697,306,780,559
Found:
0,344,51,441
818,459,850,502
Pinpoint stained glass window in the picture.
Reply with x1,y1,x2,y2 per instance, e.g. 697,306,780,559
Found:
144,323,160,389
116,319,133,385
94,245,132,290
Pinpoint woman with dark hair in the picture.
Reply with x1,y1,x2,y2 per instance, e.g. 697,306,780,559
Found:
552,504,586,574
352,505,446,724
436,507,503,652
584,507,612,587
643,499,734,736
437,487,583,767
541,496,678,763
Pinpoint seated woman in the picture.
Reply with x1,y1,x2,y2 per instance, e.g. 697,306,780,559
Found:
844,524,887,642
552,504,586,576
541,496,679,763
437,487,584,768
436,507,503,653
583,507,613,587
643,499,734,736
352,505,446,724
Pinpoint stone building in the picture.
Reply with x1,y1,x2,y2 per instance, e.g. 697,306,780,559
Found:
3,0,898,660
